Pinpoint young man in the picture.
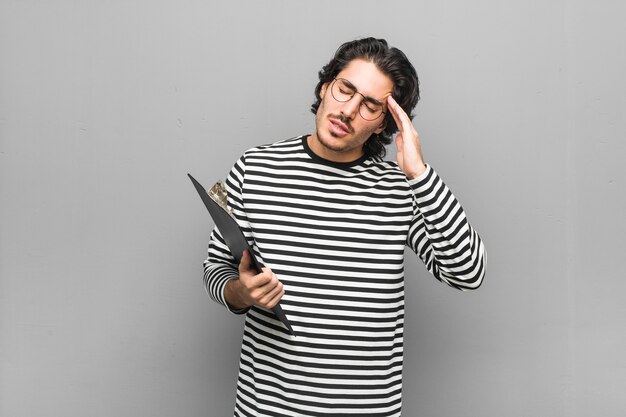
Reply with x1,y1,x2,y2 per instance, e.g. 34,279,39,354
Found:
203,38,486,416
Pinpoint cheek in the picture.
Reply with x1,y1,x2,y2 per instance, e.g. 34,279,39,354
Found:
357,119,379,132
317,94,334,116
316,97,327,117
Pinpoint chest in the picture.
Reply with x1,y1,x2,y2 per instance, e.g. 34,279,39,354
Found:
242,169,414,237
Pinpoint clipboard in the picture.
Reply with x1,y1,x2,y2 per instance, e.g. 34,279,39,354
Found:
188,173,295,336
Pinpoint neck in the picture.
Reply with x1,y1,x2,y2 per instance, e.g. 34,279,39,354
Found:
307,133,365,163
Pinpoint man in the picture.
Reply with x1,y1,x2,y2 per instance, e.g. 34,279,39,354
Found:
203,38,486,416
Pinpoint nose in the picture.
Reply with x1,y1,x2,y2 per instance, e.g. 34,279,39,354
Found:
339,94,362,120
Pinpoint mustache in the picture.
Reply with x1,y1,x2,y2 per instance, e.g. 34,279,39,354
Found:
329,114,353,133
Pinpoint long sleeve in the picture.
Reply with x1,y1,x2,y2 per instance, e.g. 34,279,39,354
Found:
406,164,486,290
202,154,249,313
202,136,486,415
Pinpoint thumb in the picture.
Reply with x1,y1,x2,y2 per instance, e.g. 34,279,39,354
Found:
395,135,404,168
239,249,254,273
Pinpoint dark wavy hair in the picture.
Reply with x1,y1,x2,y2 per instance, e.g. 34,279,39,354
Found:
311,38,420,159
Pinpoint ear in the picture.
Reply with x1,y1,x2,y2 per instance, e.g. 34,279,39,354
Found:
374,118,387,134
320,82,329,99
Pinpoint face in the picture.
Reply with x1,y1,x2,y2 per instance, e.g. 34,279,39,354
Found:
309,59,393,163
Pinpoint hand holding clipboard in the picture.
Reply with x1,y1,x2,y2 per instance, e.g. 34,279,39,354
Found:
188,174,295,336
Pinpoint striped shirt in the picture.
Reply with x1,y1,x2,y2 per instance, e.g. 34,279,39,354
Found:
203,135,486,416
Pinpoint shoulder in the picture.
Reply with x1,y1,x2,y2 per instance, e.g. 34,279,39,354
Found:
349,158,414,195
362,157,408,180
242,135,304,159
229,135,306,177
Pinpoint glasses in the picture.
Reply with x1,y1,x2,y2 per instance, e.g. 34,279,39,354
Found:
330,78,387,121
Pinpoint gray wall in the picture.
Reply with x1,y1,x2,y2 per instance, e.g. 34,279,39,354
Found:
1,1,625,416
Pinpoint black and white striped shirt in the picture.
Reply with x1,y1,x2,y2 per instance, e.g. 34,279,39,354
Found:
204,135,486,416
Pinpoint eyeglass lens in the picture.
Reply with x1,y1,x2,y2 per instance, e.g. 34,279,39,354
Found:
331,79,384,121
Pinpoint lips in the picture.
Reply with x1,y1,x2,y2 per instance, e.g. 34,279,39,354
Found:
328,117,351,137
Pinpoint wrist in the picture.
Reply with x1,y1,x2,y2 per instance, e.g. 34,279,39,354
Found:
406,162,427,180
224,278,251,310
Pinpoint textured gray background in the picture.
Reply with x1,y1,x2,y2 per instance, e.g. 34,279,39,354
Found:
1,1,625,416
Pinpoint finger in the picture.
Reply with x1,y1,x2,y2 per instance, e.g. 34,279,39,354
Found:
395,134,404,154
250,268,274,288
259,279,284,308
252,273,281,304
387,96,413,133
264,284,286,309
238,249,254,274
390,106,420,159
388,96,409,122
265,291,284,309
395,135,404,165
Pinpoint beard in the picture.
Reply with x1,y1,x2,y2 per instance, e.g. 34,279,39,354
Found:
313,112,374,156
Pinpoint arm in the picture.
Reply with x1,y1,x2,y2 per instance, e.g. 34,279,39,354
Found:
406,165,486,290
203,154,284,312
387,96,486,290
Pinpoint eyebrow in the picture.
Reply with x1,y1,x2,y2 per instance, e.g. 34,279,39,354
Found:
341,79,384,106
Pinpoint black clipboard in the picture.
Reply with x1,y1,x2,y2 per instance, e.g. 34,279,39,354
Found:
188,174,295,336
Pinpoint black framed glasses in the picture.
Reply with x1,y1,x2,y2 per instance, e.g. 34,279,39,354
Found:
330,78,387,121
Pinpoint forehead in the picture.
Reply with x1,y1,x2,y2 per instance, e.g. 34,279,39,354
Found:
336,59,393,99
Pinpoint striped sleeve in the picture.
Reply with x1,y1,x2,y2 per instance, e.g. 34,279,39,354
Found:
203,154,250,314
406,164,487,290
